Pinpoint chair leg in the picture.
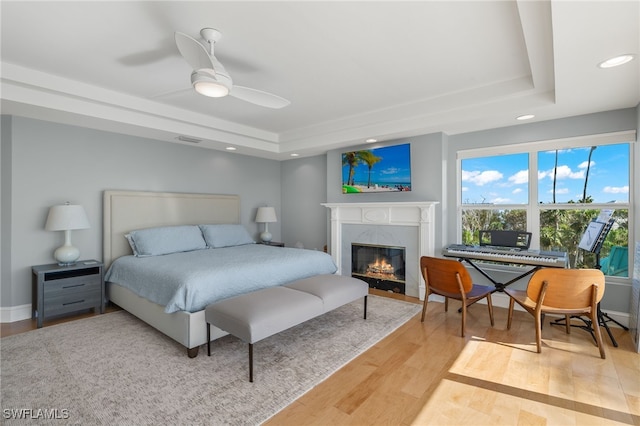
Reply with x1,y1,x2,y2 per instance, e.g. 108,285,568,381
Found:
591,311,606,359
207,323,211,356
421,295,428,322
534,313,542,353
507,298,515,330
444,297,449,312
460,303,466,337
486,294,494,327
564,314,571,334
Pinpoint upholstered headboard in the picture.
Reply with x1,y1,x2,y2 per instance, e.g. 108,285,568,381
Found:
103,190,240,268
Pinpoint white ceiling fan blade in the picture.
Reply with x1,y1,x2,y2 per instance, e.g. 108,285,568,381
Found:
151,86,192,99
174,31,215,71
230,86,291,109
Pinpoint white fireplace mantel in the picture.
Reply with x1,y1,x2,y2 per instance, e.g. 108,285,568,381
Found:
322,201,439,300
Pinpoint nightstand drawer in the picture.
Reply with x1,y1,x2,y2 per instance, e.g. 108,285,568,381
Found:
43,289,102,317
43,274,101,295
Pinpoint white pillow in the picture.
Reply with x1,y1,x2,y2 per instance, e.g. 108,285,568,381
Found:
199,224,255,248
124,233,140,256
128,225,207,256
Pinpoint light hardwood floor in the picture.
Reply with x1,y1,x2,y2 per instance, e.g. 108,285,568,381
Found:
266,290,640,426
3,291,638,425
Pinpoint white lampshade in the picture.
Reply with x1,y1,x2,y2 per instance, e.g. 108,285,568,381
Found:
255,207,277,243
45,203,90,265
45,203,90,231
255,207,277,223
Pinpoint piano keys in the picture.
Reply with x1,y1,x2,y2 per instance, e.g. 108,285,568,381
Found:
442,244,568,268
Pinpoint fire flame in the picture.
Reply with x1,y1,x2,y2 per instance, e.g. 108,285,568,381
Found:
366,257,396,279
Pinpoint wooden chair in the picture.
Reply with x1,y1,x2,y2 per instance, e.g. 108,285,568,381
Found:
505,268,606,359
420,256,495,337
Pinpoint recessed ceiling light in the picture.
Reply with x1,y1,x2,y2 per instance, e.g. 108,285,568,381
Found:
516,114,535,121
225,146,237,151
290,153,299,157
365,138,377,143
598,54,635,69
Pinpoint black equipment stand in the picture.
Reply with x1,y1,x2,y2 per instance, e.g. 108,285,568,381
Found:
550,214,628,347
461,258,542,293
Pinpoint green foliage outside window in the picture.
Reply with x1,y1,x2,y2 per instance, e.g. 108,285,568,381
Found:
460,142,630,277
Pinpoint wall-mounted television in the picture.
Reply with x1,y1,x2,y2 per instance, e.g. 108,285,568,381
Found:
342,143,411,194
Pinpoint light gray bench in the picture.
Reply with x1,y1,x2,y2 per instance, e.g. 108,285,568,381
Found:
205,274,369,382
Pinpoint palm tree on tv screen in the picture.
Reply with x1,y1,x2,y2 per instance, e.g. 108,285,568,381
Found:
342,152,360,186
358,150,383,188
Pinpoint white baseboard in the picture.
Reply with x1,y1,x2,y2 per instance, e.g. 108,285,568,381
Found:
0,304,32,323
427,293,630,328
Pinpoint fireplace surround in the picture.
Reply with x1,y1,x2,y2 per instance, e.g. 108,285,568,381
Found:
322,201,438,300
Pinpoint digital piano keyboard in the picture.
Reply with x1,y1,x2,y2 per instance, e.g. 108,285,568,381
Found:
442,244,568,268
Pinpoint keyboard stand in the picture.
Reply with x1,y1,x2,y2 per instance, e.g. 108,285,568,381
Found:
460,258,542,292
455,258,542,313
550,303,629,347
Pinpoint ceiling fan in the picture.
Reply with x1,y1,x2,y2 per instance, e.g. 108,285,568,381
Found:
174,28,290,109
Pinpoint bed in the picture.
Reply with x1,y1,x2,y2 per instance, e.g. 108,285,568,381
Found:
103,190,337,357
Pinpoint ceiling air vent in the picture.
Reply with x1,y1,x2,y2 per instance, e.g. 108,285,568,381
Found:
176,135,202,143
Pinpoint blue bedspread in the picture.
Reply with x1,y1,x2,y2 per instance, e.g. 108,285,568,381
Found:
104,245,337,313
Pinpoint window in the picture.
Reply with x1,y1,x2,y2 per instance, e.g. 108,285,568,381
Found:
459,134,633,277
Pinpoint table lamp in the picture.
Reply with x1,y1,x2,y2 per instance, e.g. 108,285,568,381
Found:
255,206,277,243
45,202,90,265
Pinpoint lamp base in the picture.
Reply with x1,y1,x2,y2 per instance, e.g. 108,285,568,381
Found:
53,244,80,266
260,231,273,243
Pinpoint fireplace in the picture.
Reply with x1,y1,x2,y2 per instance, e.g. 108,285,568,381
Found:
322,201,438,300
352,243,406,294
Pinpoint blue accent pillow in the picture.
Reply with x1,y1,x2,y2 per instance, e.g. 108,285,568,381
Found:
199,224,255,248
128,225,207,256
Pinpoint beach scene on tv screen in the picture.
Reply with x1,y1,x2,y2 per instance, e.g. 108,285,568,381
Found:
342,143,411,193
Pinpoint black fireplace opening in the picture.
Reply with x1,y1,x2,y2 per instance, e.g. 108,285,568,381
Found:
351,243,406,294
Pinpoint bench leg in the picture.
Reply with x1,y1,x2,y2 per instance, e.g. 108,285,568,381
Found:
207,323,211,356
249,343,254,383
364,295,368,320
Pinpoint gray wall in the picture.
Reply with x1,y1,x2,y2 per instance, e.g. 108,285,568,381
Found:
280,154,327,251
326,133,447,251
1,116,12,309
1,116,281,312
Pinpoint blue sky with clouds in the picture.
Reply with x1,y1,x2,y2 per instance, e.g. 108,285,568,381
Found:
461,143,629,204
343,143,411,186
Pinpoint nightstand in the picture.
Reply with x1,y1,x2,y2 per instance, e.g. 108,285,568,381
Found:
261,241,284,247
31,260,105,328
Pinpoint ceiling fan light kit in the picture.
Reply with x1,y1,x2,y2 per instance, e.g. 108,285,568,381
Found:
175,28,290,108
191,70,230,98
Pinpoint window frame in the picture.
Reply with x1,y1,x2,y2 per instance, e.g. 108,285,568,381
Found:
456,130,635,281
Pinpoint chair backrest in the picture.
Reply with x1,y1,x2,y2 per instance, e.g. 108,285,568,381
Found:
526,268,605,309
420,256,473,294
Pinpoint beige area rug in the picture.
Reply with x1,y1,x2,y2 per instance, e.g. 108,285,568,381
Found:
1,295,421,425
